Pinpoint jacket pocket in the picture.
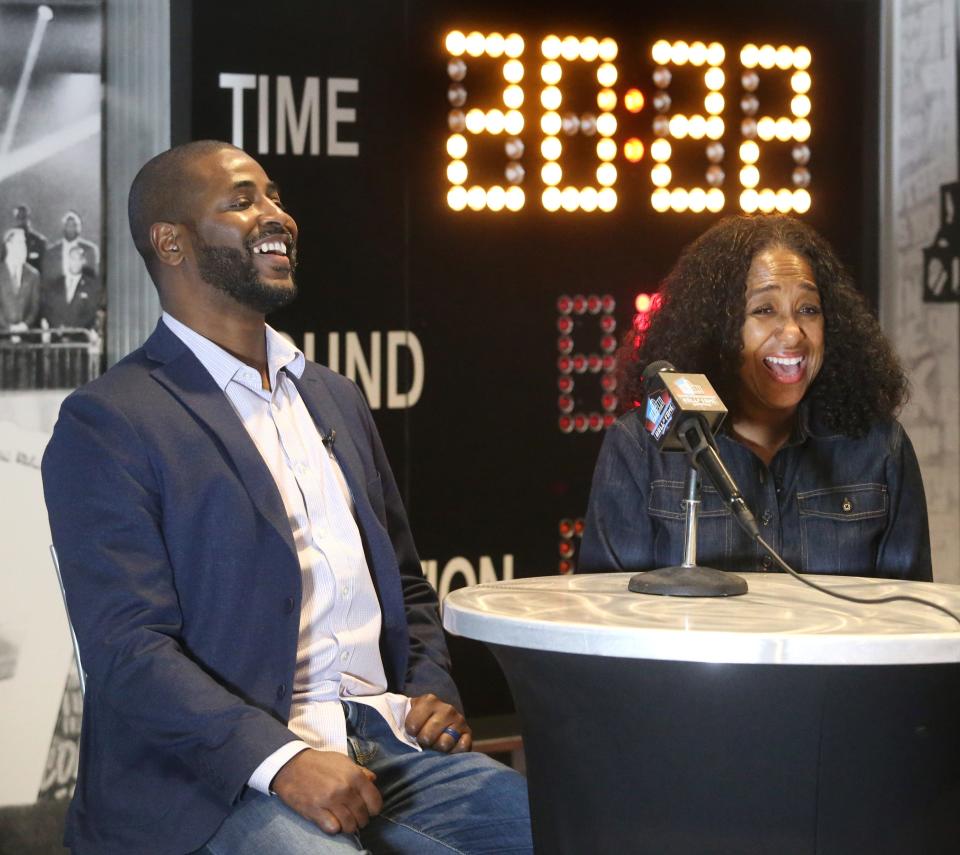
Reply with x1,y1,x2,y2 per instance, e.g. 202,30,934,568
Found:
797,483,888,573
648,480,732,569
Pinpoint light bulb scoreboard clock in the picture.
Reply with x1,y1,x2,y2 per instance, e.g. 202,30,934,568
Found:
441,30,814,216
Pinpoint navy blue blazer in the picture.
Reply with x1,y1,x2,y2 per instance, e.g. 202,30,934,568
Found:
42,321,459,855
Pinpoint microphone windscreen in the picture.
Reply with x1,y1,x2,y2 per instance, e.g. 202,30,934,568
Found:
642,360,675,391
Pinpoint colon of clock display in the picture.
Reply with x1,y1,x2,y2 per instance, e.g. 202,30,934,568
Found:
444,31,812,215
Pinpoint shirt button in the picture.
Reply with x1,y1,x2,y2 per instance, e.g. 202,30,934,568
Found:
341,585,349,598
841,497,854,513
340,651,350,663
276,683,286,699
760,510,772,526
284,597,295,614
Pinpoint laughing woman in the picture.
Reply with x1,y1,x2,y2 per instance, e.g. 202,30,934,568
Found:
579,215,932,580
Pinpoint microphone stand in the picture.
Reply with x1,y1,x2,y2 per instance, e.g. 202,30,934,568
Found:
628,466,748,597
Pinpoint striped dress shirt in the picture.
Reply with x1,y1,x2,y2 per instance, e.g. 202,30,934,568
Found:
161,313,419,795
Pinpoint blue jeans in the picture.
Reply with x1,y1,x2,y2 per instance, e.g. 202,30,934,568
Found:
199,702,532,854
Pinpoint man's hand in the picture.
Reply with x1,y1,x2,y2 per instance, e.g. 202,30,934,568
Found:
271,749,382,835
405,693,472,753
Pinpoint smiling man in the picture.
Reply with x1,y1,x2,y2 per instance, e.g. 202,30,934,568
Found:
42,141,532,855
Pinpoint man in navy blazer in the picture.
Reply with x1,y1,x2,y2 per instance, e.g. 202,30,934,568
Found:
42,141,531,855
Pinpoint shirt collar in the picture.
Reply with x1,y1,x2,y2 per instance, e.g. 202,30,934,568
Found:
161,311,304,393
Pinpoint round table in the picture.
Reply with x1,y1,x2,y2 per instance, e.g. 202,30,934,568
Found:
443,573,960,855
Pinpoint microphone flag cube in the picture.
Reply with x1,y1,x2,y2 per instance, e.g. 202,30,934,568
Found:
643,369,728,451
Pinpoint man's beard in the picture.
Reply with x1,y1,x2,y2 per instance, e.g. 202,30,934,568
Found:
193,233,298,314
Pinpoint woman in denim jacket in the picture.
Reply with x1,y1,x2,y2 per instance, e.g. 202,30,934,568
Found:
580,215,932,580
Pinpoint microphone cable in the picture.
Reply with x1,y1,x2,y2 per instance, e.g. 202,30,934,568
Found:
753,534,960,628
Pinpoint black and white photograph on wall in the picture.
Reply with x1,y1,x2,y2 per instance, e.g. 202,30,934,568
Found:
0,0,103,391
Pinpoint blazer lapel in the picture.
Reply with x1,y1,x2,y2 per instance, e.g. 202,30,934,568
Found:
290,370,406,624
144,322,297,562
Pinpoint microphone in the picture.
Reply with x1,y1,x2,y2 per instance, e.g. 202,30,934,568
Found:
642,362,760,540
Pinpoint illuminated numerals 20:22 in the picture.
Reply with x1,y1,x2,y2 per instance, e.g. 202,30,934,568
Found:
444,31,812,214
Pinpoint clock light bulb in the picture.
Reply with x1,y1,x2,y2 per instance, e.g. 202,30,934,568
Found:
542,187,562,211
503,60,524,83
486,33,505,57
541,35,561,59
651,163,672,187
650,138,671,162
503,85,524,109
542,162,562,185
598,38,618,62
485,185,506,211
561,36,580,62
541,136,562,160
775,45,794,70
651,40,671,65
596,163,617,186
445,31,466,56
541,61,562,85
561,186,580,212
541,111,562,135
597,63,618,87
504,33,524,58
596,112,617,137
670,187,689,212
579,187,599,212
541,86,562,110
597,138,618,161
467,185,486,211
465,109,486,134
740,189,759,213
597,88,617,111
447,186,467,210
505,186,525,211
598,187,617,211
705,67,725,91
623,138,644,162
465,31,485,57
671,40,690,65
504,111,524,135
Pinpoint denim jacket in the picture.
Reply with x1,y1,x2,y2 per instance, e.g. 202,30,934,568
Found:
579,406,932,580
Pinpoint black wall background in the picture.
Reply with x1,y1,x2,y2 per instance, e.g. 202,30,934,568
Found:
170,0,879,716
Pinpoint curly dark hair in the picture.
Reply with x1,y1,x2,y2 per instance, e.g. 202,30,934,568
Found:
620,215,907,437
